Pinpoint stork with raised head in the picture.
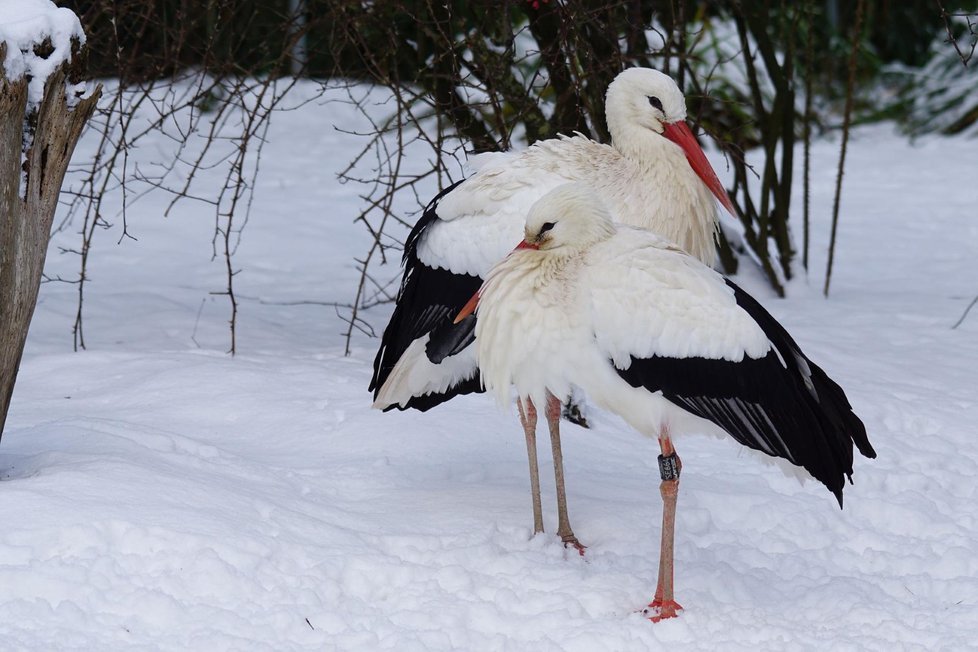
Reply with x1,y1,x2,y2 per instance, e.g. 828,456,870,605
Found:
371,68,734,551
457,184,876,621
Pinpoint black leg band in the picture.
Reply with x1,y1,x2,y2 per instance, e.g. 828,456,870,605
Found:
658,453,681,481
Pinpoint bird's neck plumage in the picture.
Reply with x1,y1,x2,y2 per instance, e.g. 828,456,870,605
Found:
475,249,584,409
608,123,719,267
609,121,675,164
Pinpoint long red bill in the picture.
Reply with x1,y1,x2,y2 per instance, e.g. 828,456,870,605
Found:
453,291,480,325
453,240,539,324
662,121,736,217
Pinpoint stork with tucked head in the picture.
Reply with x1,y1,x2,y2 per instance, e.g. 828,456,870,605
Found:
457,184,876,621
372,67,735,551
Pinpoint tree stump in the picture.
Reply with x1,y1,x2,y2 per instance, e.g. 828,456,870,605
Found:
0,36,101,441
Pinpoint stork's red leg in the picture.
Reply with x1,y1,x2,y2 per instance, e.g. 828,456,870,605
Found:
646,433,683,622
545,392,585,555
517,397,544,535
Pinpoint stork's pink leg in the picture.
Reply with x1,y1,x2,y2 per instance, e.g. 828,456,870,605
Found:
646,433,683,622
517,397,545,535
545,392,585,555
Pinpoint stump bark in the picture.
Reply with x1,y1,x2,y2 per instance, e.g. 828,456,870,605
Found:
0,41,101,441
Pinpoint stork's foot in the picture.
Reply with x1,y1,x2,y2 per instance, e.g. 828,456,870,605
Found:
643,599,683,623
560,533,587,556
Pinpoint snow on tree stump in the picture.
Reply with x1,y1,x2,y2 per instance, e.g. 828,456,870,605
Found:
0,1,100,440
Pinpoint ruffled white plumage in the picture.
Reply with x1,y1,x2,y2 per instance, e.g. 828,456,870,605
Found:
585,228,770,367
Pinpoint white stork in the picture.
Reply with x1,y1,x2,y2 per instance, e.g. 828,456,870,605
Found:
457,184,876,621
371,68,734,551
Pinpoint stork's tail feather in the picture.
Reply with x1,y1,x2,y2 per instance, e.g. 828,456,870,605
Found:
373,336,484,412
808,363,877,462
372,340,423,410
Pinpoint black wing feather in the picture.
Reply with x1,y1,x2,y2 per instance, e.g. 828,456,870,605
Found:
615,279,875,507
726,280,876,461
369,180,485,411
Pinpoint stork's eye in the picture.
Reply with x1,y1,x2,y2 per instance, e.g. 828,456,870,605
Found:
539,221,556,234
647,96,663,112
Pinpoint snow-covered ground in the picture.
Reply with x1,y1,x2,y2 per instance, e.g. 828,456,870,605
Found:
1,80,977,650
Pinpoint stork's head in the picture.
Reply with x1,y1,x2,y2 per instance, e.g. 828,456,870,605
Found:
605,67,687,137
522,184,616,252
453,186,616,325
605,67,736,216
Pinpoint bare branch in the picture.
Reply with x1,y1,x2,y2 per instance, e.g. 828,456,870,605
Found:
936,0,978,67
825,0,867,297
952,295,978,329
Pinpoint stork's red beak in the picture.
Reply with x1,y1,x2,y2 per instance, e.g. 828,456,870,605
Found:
662,121,736,217
453,291,481,324
453,240,538,324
